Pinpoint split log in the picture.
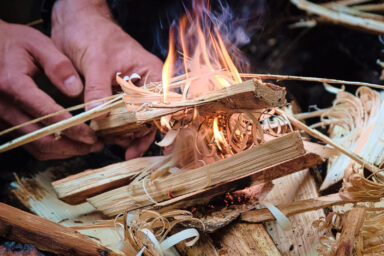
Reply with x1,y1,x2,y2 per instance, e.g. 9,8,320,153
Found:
88,132,322,216
154,153,321,232
91,79,286,135
52,156,164,204
0,203,120,256
335,207,366,256
241,193,359,223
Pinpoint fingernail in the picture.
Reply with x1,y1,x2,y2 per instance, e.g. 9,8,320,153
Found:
64,75,83,96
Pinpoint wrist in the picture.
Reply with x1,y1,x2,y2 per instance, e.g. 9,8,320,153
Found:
52,0,112,28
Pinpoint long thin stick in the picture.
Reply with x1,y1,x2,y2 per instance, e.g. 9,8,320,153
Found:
0,94,121,137
0,95,124,153
290,0,384,34
240,73,384,89
241,193,374,223
276,108,381,174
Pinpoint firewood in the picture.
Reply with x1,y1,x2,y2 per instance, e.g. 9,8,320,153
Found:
52,156,165,204
87,132,321,216
241,193,360,223
91,79,286,135
0,203,120,256
176,222,281,256
154,151,322,213
335,207,366,256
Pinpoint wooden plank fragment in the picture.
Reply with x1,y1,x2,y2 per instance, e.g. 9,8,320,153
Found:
12,170,95,223
335,207,366,256
241,193,358,223
262,169,328,255
52,156,164,204
0,203,121,256
88,133,315,216
92,79,286,135
176,223,281,256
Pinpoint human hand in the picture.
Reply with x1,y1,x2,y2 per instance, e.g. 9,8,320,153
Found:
51,0,163,159
0,20,103,160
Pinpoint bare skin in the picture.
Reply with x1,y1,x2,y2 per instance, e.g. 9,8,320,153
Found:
0,20,103,160
52,0,163,159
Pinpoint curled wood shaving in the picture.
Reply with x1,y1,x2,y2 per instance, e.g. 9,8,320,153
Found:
321,86,383,190
119,209,204,256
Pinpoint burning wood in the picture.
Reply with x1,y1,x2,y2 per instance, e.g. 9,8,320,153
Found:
86,132,312,216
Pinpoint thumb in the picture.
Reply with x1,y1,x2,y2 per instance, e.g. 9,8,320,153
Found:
26,29,83,97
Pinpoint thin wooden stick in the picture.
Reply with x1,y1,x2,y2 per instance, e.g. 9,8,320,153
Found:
240,73,384,89
241,193,367,223
322,0,373,6
294,109,327,120
290,0,384,34
0,96,124,153
354,3,384,12
0,94,121,137
276,108,381,174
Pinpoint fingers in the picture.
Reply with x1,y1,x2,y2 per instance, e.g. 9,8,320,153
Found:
0,99,103,160
26,29,83,97
124,130,156,160
83,66,113,111
6,76,97,145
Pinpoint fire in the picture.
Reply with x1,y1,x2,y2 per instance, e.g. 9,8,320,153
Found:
213,117,230,154
159,0,248,157
161,0,242,102
162,28,175,103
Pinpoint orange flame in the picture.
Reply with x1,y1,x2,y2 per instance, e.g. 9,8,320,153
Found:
213,117,226,152
161,0,242,101
162,27,175,103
